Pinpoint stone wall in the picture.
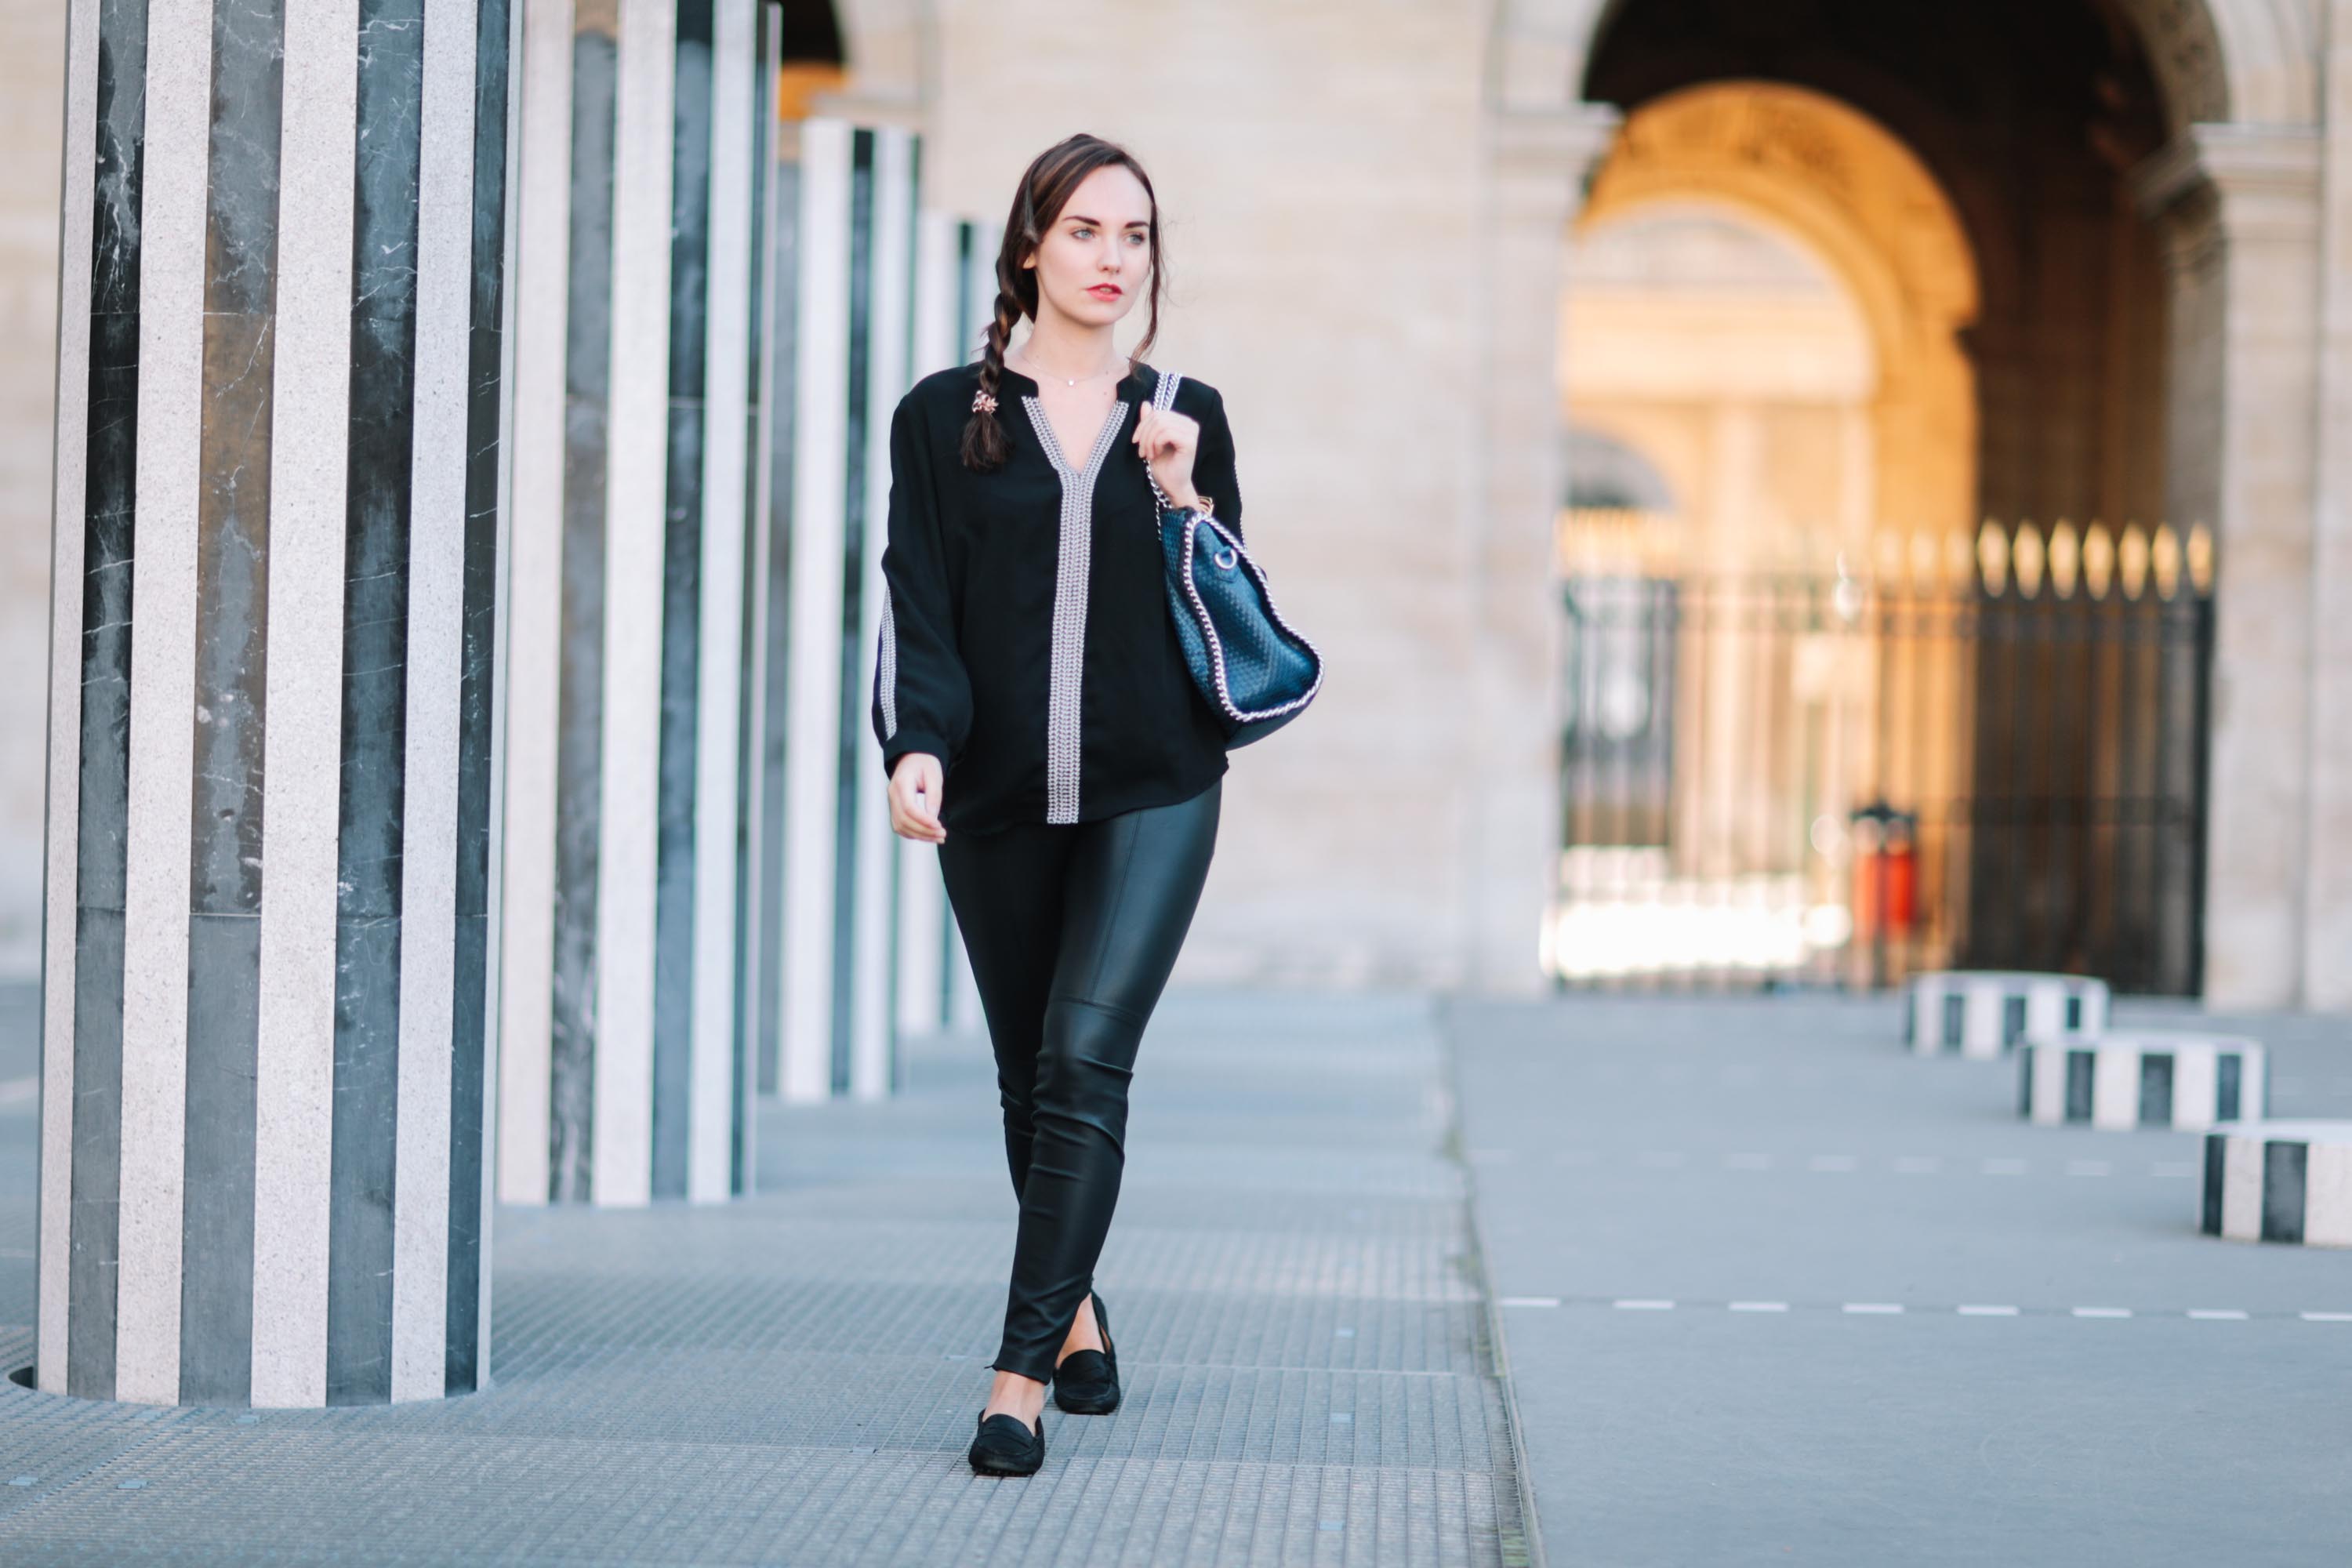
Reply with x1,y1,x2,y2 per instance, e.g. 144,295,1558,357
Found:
907,0,1504,988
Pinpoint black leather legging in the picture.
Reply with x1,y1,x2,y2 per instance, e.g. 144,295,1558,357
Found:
938,777,1221,1385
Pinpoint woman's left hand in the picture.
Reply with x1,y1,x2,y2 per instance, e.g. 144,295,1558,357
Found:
1133,401,1200,511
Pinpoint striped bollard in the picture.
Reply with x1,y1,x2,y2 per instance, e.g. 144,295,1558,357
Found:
39,0,517,1404
2018,1031,2266,1131
1906,971,2108,1058
2201,1123,2352,1247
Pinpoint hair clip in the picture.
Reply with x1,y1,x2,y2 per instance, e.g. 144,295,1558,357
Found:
971,388,998,414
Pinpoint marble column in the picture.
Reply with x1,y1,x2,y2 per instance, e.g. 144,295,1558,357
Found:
887,210,1000,1042
40,0,518,1406
2134,124,2325,1010
497,0,767,1204
774,117,923,1103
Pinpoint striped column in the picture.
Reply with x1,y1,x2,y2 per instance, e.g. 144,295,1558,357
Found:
2020,1031,2267,1131
40,0,518,1406
2202,1122,2352,1247
1905,970,2111,1058
775,119,923,1102
888,212,1002,1043
496,0,767,1205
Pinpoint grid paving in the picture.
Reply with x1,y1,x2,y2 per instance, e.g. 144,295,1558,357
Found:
0,985,1530,1566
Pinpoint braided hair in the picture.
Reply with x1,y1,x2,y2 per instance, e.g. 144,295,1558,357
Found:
961,133,1167,471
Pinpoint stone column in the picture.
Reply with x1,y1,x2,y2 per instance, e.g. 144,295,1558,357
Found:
496,0,767,1204
1468,101,1621,993
2134,124,2325,1010
2306,1,2352,1012
40,0,518,1406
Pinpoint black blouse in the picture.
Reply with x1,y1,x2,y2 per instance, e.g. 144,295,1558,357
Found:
869,358,1243,835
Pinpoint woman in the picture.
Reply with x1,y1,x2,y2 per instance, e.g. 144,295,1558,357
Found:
868,132,1243,1477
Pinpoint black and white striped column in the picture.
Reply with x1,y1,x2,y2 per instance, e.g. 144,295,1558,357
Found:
775,118,922,1102
887,212,1000,1044
1906,971,2110,1058
2020,1032,2267,1131
40,0,517,1406
2202,1122,2352,1247
497,0,766,1205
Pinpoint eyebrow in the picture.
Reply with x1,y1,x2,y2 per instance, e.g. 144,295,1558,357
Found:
1062,215,1150,228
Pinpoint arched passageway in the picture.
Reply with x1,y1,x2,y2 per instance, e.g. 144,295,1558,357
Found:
1531,0,2273,993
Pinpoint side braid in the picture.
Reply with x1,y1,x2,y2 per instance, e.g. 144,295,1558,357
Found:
960,272,1022,471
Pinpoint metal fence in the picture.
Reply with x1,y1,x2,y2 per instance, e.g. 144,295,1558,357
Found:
1545,514,2216,995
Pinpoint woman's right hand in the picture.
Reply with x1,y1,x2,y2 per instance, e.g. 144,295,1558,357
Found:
887,752,947,843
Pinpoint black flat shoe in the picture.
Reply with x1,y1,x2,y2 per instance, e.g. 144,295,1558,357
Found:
1052,1288,1120,1414
967,1409,1046,1475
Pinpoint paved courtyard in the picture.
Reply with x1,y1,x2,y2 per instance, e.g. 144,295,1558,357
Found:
1,982,2347,1565
0,986,1528,1566
1448,992,2352,1568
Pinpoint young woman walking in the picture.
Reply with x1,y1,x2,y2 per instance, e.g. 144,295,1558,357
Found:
869,133,1243,1477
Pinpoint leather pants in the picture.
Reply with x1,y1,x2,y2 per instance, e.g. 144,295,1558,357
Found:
938,777,1221,1385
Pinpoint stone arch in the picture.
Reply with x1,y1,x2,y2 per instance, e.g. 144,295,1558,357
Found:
1579,82,1980,536
1486,0,2320,132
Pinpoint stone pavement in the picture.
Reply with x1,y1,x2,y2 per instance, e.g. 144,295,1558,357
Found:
0,985,1530,1566
1446,993,2352,1568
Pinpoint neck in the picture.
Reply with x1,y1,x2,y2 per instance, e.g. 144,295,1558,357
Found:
1018,304,1121,379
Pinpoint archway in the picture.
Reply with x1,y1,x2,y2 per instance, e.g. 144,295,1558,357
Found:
1524,0,2264,993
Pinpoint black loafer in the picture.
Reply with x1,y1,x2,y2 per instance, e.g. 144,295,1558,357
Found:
1052,1288,1120,1414
967,1409,1046,1475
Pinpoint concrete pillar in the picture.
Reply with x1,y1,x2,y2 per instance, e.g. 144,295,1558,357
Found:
2134,124,2325,1010
496,0,766,1204
40,0,518,1406
1470,101,1621,992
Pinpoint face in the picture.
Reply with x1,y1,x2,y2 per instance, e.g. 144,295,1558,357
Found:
1022,163,1153,329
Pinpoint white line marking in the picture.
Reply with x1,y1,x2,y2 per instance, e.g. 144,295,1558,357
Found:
2186,1310,2249,1320
0,1078,36,1107
1728,1301,1788,1313
2072,1307,2132,1319
1957,1305,2019,1316
1843,1303,1904,1315
1497,1296,1560,1308
2300,1312,2352,1323
1808,1155,1859,1172
1613,1299,1675,1311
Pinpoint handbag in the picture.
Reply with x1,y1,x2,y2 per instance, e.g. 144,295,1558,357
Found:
1142,368,1323,748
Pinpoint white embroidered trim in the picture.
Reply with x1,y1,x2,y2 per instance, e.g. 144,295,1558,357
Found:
1021,391,1129,823
876,589,898,739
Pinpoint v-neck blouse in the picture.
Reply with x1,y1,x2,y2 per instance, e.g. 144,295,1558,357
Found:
868,358,1243,835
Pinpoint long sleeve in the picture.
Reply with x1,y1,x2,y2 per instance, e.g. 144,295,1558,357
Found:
871,392,973,779
1190,385,1244,546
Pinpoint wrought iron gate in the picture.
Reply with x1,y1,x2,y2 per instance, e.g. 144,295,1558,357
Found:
1546,515,2215,995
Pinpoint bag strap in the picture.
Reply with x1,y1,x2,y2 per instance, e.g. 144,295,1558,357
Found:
1143,367,1183,511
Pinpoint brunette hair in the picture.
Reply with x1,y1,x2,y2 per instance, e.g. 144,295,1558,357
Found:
960,133,1166,471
